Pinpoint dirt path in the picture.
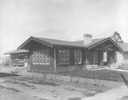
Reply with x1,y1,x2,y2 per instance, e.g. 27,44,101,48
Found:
82,85,128,100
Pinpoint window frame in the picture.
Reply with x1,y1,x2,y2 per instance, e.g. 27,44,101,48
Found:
32,49,50,65
58,49,70,65
18,56,25,62
74,50,82,64
103,52,107,62
93,51,98,64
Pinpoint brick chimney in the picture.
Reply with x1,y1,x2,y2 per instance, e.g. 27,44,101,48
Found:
84,34,92,45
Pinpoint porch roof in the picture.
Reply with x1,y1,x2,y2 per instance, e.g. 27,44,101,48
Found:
4,49,29,55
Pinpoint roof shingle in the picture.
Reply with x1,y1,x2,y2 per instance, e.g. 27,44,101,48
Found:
35,37,106,48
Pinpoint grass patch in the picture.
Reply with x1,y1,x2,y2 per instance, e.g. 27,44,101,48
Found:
57,69,128,82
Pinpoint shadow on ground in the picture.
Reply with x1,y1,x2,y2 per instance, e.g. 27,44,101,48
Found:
0,72,19,78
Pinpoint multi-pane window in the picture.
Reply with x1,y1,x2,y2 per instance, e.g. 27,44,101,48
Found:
93,51,98,64
19,56,24,62
58,49,70,65
32,49,50,65
46,50,50,65
39,52,42,64
33,52,36,64
74,50,82,64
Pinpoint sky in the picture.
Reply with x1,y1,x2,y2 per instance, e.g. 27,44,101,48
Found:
0,0,128,57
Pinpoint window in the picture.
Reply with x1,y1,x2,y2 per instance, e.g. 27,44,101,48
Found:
19,56,24,62
103,52,107,62
32,49,50,65
45,50,50,65
39,52,42,64
11,55,15,59
58,49,70,65
74,50,82,64
36,52,39,64
33,52,36,64
93,51,98,64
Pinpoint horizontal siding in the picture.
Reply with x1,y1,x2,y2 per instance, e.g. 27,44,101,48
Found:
11,59,25,66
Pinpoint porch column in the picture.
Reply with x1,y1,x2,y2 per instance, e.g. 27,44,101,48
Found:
10,55,12,66
54,48,56,72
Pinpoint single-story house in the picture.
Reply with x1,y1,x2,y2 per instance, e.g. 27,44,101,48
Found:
5,34,123,72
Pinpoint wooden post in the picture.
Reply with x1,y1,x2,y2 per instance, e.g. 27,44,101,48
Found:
54,48,56,72
10,55,12,66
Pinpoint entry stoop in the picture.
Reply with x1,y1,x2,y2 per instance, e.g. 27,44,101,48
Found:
110,63,119,69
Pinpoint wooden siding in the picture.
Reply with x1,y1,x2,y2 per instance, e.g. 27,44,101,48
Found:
29,48,54,72
86,50,93,65
15,39,119,72
10,54,28,66
21,41,54,72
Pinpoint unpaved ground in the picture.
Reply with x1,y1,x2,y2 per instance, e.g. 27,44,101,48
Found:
0,75,110,100
0,66,128,100
82,85,128,100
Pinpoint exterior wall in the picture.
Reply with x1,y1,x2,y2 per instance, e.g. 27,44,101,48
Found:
86,50,93,65
18,39,121,72
11,59,25,66
28,43,54,73
116,51,128,66
56,47,85,72
29,49,54,73
98,51,103,65
10,53,28,67
116,52,123,65
105,51,116,67
86,50,101,65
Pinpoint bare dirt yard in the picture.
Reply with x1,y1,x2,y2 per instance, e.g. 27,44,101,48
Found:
0,73,112,100
0,67,128,100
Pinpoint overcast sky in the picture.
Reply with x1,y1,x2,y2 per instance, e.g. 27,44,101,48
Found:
0,0,128,57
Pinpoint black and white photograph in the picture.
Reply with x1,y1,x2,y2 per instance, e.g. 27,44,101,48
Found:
0,0,128,100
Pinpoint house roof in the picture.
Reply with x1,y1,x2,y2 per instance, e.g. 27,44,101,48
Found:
5,49,29,55
17,36,123,51
18,36,107,49
118,43,128,52
37,37,106,47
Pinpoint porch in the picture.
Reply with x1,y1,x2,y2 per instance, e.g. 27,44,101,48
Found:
55,38,122,71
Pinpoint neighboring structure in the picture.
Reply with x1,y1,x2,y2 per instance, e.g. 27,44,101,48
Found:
0,56,10,66
5,34,123,72
5,49,29,67
116,43,128,66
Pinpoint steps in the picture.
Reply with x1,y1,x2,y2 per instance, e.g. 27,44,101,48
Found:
110,63,119,69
